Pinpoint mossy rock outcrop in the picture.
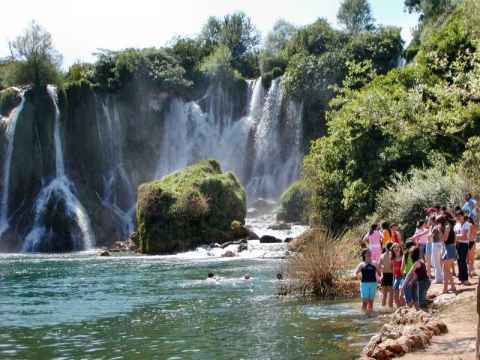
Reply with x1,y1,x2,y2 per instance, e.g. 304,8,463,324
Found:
135,160,246,254
277,180,311,224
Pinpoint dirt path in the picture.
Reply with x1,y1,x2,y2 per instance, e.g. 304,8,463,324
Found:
402,276,478,360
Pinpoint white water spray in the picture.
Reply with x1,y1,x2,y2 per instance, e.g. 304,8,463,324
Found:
0,90,25,239
23,86,95,252
155,77,303,199
99,100,135,234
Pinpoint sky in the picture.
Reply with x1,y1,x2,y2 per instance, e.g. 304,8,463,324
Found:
0,0,419,68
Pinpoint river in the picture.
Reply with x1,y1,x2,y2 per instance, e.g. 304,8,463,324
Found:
0,216,379,359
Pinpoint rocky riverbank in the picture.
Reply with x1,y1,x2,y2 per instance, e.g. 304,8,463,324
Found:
361,272,479,360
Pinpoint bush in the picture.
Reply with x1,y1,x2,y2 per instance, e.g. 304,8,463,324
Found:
200,45,240,83
135,160,246,254
285,229,358,299
370,160,467,237
278,180,311,223
91,48,192,94
0,88,21,116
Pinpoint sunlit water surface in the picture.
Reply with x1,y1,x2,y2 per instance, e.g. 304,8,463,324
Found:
0,249,379,359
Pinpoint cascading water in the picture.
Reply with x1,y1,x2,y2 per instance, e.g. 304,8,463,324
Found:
99,100,135,235
0,90,25,239
22,86,95,252
155,77,303,200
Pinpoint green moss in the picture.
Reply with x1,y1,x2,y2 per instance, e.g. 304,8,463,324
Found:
278,180,311,224
0,88,21,116
135,160,247,254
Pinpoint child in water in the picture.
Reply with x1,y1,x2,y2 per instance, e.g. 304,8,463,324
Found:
378,243,394,309
390,243,405,307
355,249,381,314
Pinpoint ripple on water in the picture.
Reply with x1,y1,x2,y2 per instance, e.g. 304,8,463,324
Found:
0,253,377,359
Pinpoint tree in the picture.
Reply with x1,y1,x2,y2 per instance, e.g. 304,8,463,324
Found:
8,20,62,87
337,0,375,33
199,12,260,75
264,19,297,54
200,45,238,83
404,0,456,18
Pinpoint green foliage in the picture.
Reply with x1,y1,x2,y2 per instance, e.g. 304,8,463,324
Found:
88,48,192,94
135,160,246,254
371,160,467,236
284,19,344,57
166,36,209,90
337,0,375,33
283,52,347,104
0,88,21,116
64,62,94,84
416,3,475,81
405,0,457,19
346,26,404,74
304,0,480,231
199,12,260,77
278,180,311,223
8,20,62,87
263,20,297,55
200,45,240,83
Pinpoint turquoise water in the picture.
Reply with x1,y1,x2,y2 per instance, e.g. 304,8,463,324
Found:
0,253,378,359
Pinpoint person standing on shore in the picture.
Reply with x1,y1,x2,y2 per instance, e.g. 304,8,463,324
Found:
381,222,392,249
431,216,444,284
391,243,405,307
455,210,472,286
410,220,429,259
463,193,477,220
391,224,402,244
442,217,457,294
364,224,382,264
467,217,477,277
402,246,431,309
401,241,416,305
355,249,381,314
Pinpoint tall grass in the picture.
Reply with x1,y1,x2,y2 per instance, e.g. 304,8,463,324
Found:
284,229,359,299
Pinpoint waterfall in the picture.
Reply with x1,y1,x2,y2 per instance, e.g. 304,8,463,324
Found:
155,77,303,200
22,86,95,252
99,100,135,235
0,90,25,239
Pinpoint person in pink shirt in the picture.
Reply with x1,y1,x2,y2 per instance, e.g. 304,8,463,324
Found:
410,220,432,277
363,224,383,264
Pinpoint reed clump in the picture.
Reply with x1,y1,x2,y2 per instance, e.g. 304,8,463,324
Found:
282,229,359,299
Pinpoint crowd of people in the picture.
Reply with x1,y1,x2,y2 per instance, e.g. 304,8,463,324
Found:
355,193,478,314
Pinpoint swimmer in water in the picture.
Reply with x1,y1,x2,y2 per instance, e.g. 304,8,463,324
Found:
244,274,251,280
276,273,283,280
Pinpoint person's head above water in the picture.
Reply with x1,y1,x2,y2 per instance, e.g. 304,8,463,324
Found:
244,274,251,280
207,272,215,279
276,273,283,280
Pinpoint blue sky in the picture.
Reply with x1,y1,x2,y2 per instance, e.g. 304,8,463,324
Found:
0,0,419,68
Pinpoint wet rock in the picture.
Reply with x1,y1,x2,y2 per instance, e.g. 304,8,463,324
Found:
222,250,236,257
268,223,291,231
98,249,111,257
238,243,248,252
361,307,448,359
259,235,282,243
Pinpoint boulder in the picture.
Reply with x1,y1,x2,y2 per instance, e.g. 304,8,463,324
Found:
134,160,246,254
260,235,282,243
277,180,311,224
268,223,292,231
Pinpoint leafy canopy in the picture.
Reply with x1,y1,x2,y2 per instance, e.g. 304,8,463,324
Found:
337,0,375,33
